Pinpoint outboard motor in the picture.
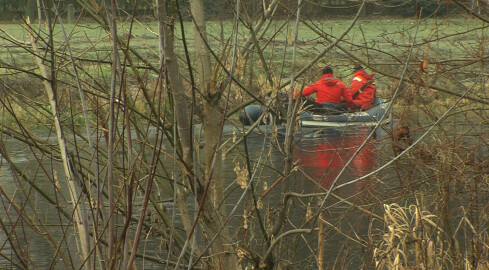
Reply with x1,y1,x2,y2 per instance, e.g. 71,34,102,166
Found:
239,105,267,125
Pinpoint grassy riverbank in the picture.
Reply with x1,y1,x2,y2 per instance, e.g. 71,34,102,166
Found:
1,16,486,127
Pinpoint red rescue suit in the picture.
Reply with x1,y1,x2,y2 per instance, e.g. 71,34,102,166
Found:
294,74,353,110
348,70,376,110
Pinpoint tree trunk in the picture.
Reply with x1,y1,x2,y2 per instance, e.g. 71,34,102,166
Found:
189,0,225,211
156,0,195,252
27,20,91,269
190,0,238,268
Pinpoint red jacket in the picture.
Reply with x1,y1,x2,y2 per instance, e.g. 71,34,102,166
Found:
348,70,376,110
295,74,353,109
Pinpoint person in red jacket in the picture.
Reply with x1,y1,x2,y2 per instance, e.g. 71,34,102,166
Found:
348,65,377,110
294,66,353,113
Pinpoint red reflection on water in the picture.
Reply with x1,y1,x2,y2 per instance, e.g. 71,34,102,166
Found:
293,127,376,190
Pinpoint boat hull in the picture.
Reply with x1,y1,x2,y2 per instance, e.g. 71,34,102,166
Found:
299,98,391,127
239,98,391,127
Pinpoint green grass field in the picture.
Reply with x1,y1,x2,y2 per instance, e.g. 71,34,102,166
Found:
1,16,484,66
0,15,486,101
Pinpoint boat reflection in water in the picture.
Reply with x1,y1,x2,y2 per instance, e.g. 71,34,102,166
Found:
293,126,378,191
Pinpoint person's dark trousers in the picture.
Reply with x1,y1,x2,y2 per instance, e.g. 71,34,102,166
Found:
302,100,359,114
302,100,341,114
338,102,363,112
302,99,325,111
318,102,347,115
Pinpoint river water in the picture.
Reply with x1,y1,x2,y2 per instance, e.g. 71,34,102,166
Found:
219,124,391,268
0,124,391,269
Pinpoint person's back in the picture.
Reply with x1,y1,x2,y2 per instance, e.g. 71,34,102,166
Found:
294,66,353,113
348,65,376,110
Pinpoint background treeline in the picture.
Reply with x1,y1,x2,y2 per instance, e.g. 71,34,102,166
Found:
0,0,461,21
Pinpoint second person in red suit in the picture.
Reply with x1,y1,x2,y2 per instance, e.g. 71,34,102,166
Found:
348,65,377,110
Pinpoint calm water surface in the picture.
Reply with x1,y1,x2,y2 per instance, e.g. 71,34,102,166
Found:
0,124,390,268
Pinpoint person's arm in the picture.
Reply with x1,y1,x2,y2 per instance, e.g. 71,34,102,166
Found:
293,89,302,98
303,83,318,97
348,78,363,96
294,83,317,98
